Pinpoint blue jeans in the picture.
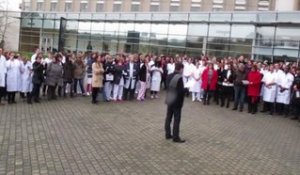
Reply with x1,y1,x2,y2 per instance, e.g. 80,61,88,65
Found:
234,86,245,109
74,79,85,94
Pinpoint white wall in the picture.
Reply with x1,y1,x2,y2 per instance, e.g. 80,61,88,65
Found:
276,0,298,11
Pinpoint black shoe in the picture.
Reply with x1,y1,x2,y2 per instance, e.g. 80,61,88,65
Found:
27,101,32,104
165,135,172,140
173,138,186,143
34,100,40,103
239,108,243,112
232,108,237,111
260,110,267,113
291,117,298,120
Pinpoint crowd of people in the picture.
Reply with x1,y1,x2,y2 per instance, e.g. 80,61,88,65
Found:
0,47,300,122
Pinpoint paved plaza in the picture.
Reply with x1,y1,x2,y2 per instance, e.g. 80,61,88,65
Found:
0,94,300,175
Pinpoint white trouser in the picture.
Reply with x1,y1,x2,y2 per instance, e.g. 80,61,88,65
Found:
113,84,123,100
192,92,201,101
104,82,113,100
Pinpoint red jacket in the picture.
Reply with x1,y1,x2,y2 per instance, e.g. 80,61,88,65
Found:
201,68,218,91
247,71,262,97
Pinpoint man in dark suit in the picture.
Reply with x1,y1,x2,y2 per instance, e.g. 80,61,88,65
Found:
164,63,186,143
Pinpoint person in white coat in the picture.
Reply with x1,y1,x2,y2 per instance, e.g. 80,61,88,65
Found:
20,57,33,103
275,66,294,116
0,48,6,105
6,53,22,104
261,65,277,115
166,57,175,75
150,61,163,99
189,61,203,102
182,58,193,97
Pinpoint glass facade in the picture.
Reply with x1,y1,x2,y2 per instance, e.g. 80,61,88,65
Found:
19,11,300,61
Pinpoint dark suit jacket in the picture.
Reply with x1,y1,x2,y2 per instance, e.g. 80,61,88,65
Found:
124,62,139,80
113,64,124,85
32,62,44,85
166,72,185,108
139,64,147,82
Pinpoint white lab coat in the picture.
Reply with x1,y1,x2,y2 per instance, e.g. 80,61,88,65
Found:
20,61,33,93
189,65,203,93
0,55,6,87
276,72,294,104
167,63,175,75
150,66,163,91
6,59,22,92
262,71,277,103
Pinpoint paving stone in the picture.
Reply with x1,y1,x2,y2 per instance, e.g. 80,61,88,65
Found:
0,95,300,174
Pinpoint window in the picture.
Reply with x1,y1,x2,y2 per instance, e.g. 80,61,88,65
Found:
235,0,246,10
80,1,88,12
50,2,57,11
36,0,44,11
150,0,159,11
170,0,180,11
65,1,72,12
96,1,104,12
131,0,140,11
190,0,201,11
113,0,122,12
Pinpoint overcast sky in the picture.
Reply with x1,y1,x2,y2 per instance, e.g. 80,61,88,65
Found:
0,0,22,11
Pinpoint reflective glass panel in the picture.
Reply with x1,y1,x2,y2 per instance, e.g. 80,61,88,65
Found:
256,26,275,47
232,13,256,22
151,23,168,35
208,24,230,38
91,22,105,34
210,13,231,22
275,27,300,49
257,13,276,22
277,13,300,23
189,13,209,21
187,24,208,36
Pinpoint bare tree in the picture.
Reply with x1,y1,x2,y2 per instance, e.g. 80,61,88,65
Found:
0,0,14,48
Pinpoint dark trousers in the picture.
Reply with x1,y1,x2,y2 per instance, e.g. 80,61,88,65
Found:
47,85,57,100
165,106,182,140
220,86,233,108
203,89,214,105
234,86,245,110
0,87,5,103
123,88,135,100
92,87,100,103
30,83,41,102
275,103,290,116
74,78,85,94
291,99,300,119
214,85,220,104
42,84,47,96
261,101,275,115
7,92,16,104
161,77,167,90
248,96,259,114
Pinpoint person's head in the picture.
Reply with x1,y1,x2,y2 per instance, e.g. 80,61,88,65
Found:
36,55,42,63
284,65,290,74
297,67,300,76
96,55,102,63
175,63,184,74
129,54,134,63
106,55,113,63
207,62,214,70
274,63,280,71
251,65,258,72
170,57,174,64
269,64,274,72
238,63,245,72
54,53,62,63
10,52,15,59
0,48,3,55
